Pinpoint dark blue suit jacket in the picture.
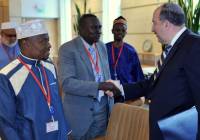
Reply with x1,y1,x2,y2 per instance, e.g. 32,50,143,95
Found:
123,29,200,140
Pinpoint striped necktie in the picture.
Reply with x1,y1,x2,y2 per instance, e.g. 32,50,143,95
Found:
154,45,172,80
88,47,96,62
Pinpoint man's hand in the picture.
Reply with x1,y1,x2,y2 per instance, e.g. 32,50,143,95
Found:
98,82,121,98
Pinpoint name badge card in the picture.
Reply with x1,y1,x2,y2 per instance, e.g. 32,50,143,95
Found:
46,121,58,133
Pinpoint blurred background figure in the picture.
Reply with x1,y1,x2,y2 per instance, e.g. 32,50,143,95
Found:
106,16,144,103
0,21,20,69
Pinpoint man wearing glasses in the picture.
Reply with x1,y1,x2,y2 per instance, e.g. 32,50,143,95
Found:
0,21,20,69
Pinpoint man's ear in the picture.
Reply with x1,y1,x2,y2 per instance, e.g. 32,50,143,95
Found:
23,38,32,48
21,39,27,46
19,39,29,52
125,30,127,35
112,28,114,34
164,20,170,28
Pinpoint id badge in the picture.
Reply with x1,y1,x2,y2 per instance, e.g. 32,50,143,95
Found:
46,121,58,133
114,69,118,80
96,73,102,82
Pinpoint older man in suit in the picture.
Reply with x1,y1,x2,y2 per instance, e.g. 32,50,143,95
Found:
58,14,121,140
111,3,200,140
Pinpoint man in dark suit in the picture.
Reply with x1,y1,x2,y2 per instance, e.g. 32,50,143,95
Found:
58,14,121,140
114,3,200,140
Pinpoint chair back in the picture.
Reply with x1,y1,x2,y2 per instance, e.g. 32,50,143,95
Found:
105,103,149,140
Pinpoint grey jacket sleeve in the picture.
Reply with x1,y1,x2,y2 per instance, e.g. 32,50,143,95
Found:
58,42,99,99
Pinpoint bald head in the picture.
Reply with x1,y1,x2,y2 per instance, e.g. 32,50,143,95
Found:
152,3,186,45
159,3,185,26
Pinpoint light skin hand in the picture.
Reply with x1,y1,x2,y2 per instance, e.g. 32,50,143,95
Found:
105,90,114,97
104,79,121,97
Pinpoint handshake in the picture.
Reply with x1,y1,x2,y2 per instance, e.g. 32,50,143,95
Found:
98,80,124,98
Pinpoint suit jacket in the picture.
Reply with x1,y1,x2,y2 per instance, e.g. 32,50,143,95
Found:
58,36,113,137
124,29,200,140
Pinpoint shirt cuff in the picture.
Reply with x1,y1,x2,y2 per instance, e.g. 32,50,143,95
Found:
120,84,125,98
67,130,72,135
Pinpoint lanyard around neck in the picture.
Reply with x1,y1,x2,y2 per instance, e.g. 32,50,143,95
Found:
18,57,51,107
111,43,124,69
84,43,100,73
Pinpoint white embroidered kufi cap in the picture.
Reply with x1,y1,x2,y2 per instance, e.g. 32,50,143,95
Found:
16,20,48,39
1,21,18,29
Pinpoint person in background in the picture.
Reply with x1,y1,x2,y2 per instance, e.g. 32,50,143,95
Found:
58,14,121,140
110,3,200,140
0,20,71,140
106,16,144,102
0,21,20,69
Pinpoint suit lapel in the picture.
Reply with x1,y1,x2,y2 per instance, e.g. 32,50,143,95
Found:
75,37,94,78
153,29,190,84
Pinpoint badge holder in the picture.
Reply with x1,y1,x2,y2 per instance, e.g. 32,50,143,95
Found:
46,105,58,133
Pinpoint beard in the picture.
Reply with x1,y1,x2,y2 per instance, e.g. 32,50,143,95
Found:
4,40,18,48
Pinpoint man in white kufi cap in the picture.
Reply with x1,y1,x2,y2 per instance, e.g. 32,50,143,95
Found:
0,20,72,140
0,21,20,69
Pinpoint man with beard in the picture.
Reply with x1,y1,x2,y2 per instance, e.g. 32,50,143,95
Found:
58,14,121,140
0,20,71,140
106,16,144,102
110,3,200,140
0,21,20,69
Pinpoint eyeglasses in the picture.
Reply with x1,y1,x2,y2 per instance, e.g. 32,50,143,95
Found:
2,32,16,38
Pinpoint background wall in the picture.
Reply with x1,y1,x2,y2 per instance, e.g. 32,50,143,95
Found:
121,0,167,54
121,0,168,65
0,0,9,22
71,0,168,65
7,0,59,60
2,0,169,66
71,0,102,38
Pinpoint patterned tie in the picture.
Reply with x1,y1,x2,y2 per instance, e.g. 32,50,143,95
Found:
88,47,96,62
154,45,172,80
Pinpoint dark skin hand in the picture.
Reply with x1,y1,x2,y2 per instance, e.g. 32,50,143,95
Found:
98,82,121,98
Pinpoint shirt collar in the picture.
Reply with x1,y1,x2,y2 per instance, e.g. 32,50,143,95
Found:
19,52,40,66
169,26,187,46
80,37,95,50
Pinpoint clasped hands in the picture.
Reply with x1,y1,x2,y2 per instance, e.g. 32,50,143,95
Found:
98,80,122,98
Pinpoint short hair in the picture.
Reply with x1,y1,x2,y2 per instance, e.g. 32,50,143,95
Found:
114,16,126,21
159,3,185,26
113,16,127,26
78,14,97,29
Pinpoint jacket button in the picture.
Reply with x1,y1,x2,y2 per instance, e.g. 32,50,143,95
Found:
88,95,93,98
90,108,94,111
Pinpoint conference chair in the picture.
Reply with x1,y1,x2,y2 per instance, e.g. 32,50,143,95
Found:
95,103,149,140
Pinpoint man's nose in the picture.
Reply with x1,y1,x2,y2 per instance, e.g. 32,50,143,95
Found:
47,42,51,49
